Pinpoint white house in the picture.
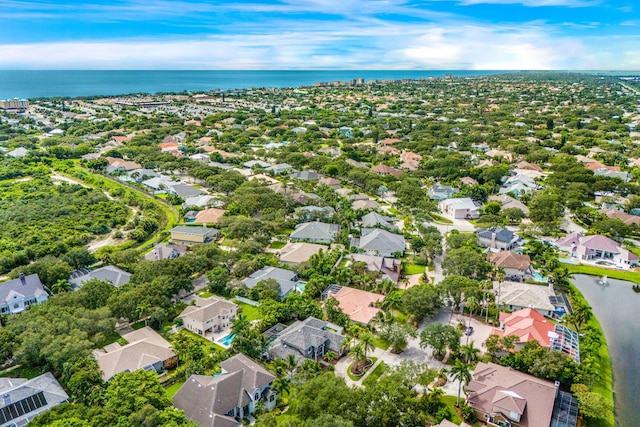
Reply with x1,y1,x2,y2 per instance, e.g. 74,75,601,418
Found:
438,197,480,219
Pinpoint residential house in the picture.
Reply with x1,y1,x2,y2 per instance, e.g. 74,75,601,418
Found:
433,421,472,427
173,354,276,427
268,163,293,175
290,222,340,244
515,161,543,173
183,195,223,209
242,266,298,298
243,160,270,169
428,183,459,201
499,174,538,197
142,176,179,192
267,317,346,362
477,228,520,251
168,183,204,199
352,228,405,257
593,168,632,182
600,208,640,226
322,285,384,325
290,170,320,181
294,206,335,221
279,242,327,265
69,265,131,288
491,308,580,363
488,194,530,216
459,176,479,187
352,199,381,211
0,273,48,315
144,244,187,261
338,126,353,138
345,158,369,169
554,232,638,267
361,212,398,231
495,281,556,318
92,326,177,381
371,164,401,177
126,168,159,182
170,225,220,246
105,156,141,173
190,208,226,225
488,251,532,281
0,372,69,426
349,254,401,284
6,147,28,158
317,177,341,188
466,362,577,427
179,296,239,338
439,197,480,220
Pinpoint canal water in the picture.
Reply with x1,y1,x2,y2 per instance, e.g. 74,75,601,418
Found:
571,274,640,427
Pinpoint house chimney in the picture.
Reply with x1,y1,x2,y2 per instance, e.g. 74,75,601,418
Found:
19,272,26,285
3,394,10,406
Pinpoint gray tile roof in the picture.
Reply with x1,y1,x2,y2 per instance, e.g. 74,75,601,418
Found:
170,184,204,198
242,267,297,297
358,228,405,254
69,265,131,288
0,372,68,427
289,222,340,243
0,274,48,306
173,354,274,427
477,227,517,243
171,225,220,237
268,317,345,363
361,212,398,230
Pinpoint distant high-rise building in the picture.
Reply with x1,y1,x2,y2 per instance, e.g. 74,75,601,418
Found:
0,98,28,111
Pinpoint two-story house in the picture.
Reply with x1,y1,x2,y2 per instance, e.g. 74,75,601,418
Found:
178,296,239,338
487,251,532,282
267,317,346,363
477,228,520,251
170,225,220,246
0,273,48,315
173,354,276,427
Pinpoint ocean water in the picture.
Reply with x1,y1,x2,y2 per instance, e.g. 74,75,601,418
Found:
0,70,510,99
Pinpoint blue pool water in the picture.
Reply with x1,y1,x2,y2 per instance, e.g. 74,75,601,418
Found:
218,333,236,346
533,272,548,282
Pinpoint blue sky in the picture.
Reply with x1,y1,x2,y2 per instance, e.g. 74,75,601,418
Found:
0,0,637,70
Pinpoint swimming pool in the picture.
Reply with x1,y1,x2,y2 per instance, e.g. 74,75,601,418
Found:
218,333,236,347
532,272,548,283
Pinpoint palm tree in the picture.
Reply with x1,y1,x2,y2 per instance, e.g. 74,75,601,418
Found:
465,296,479,318
231,313,249,335
460,342,480,364
450,360,472,406
360,332,376,363
285,354,298,375
272,377,290,397
350,343,366,374
51,280,72,294
567,303,591,332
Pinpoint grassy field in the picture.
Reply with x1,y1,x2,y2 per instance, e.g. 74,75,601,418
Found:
0,365,46,379
235,301,261,322
196,291,214,298
373,336,390,350
563,263,640,284
164,379,186,398
404,263,426,275
269,241,287,249
568,284,615,427
440,395,463,424
430,214,453,224
362,361,386,387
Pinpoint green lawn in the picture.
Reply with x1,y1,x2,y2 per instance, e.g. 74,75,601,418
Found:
563,263,640,284
430,214,453,224
197,291,214,298
373,336,390,350
178,330,226,353
404,263,426,275
362,361,386,387
569,284,615,427
0,365,46,379
347,357,377,382
269,241,287,249
164,379,186,398
235,301,261,322
440,395,463,424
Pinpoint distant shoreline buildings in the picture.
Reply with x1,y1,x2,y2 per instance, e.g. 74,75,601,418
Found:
0,98,28,112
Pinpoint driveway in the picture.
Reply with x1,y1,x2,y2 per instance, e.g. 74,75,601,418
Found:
422,309,493,353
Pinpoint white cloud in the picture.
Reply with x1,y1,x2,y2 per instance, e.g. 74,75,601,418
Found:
458,0,600,6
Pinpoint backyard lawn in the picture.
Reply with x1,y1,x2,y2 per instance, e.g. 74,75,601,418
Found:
404,263,426,275
235,301,261,322
164,379,186,398
563,263,640,284
269,241,287,249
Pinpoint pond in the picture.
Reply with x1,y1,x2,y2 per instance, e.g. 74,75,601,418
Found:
571,274,640,427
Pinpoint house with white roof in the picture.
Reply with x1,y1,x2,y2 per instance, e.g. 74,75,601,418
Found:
438,197,480,219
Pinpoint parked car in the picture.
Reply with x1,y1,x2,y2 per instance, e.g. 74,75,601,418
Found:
464,326,474,336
